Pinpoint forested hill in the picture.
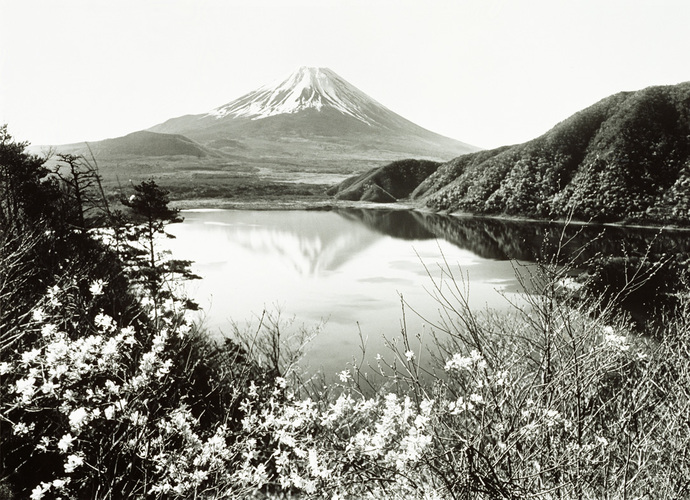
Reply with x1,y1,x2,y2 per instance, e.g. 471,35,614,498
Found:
413,82,690,224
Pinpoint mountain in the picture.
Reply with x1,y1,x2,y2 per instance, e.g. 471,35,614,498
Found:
31,67,478,199
327,159,441,202
334,82,690,224
147,67,478,163
48,131,215,158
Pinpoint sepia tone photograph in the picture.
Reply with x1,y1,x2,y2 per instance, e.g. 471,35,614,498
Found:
2,0,690,498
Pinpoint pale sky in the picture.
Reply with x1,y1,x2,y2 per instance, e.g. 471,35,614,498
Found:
1,0,689,150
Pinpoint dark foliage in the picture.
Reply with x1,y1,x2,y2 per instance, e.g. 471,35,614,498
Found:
419,82,690,224
0,129,142,345
328,158,441,202
120,179,200,301
0,126,62,231
0,128,266,498
583,255,686,313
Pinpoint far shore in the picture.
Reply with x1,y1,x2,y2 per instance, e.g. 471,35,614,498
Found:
170,195,690,233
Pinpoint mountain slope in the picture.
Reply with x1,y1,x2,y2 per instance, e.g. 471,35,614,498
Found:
148,67,478,162
413,82,690,223
45,131,214,158
327,159,441,202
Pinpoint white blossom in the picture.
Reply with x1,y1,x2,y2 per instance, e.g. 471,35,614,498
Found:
47,285,61,308
64,454,84,473
104,380,120,394
21,349,41,365
469,393,484,404
68,407,89,432
444,349,486,371
156,358,173,378
308,448,330,478
604,332,630,352
13,421,31,436
32,308,45,323
41,380,58,395
41,323,58,337
248,381,258,397
493,370,508,386
120,326,136,344
51,478,69,491
94,312,115,332
57,433,75,453
130,410,147,426
89,279,106,296
104,405,116,420
37,436,50,452
30,482,51,500
15,376,37,404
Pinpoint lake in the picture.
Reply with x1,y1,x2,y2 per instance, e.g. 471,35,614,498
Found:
167,208,690,377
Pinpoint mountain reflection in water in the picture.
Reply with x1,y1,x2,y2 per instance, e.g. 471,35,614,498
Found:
167,209,690,377
335,208,690,264
200,212,381,276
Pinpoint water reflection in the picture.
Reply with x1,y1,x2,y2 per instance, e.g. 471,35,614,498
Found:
200,211,382,276
334,207,690,264
167,208,690,377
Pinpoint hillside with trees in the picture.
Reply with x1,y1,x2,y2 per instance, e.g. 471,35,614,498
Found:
408,82,690,224
327,159,441,202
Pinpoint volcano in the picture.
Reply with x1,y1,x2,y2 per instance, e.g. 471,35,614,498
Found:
40,68,478,188
147,67,478,163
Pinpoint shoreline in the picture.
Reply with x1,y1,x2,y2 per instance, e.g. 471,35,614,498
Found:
170,195,690,232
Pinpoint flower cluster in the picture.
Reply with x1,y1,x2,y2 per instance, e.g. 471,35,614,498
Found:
1,277,248,499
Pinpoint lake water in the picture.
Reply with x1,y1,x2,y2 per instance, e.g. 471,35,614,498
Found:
167,208,690,376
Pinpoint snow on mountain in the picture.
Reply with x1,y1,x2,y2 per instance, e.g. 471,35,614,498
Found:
146,66,479,162
206,67,384,125
39,67,478,175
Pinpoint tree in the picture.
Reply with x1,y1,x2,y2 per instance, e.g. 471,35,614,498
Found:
121,179,197,307
0,127,68,327
0,125,59,231
52,154,106,232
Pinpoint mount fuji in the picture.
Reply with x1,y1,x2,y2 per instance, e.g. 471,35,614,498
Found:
147,67,477,163
40,68,478,194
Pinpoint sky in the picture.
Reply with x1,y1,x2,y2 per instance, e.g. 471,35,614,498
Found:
1,0,689,150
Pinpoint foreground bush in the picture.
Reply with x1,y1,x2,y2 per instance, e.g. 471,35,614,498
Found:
0,273,269,498
223,260,690,499
0,130,268,498
5,262,690,498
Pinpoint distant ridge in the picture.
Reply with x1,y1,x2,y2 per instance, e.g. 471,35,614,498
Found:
41,130,213,158
327,159,441,203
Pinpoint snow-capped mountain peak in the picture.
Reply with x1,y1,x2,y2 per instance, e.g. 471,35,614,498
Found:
207,66,382,124
147,66,478,160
